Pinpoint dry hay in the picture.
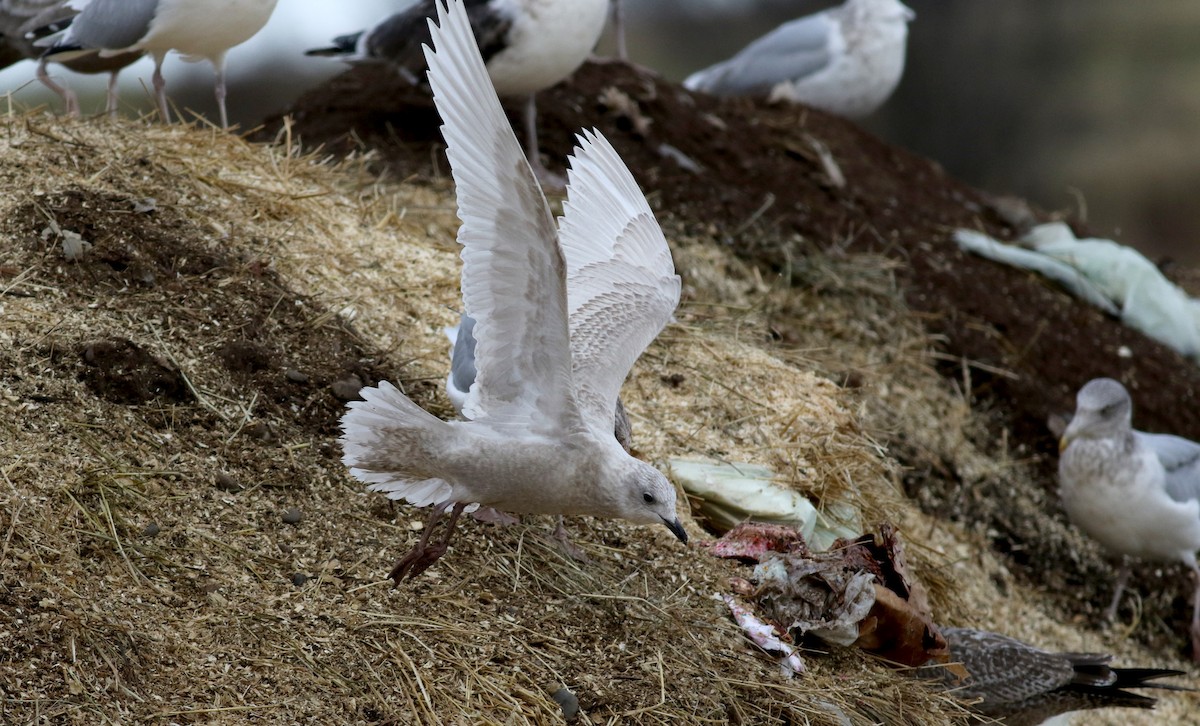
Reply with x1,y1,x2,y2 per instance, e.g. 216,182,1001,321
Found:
0,115,970,725
0,113,1193,726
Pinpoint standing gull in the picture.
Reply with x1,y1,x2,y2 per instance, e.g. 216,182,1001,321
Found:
683,0,915,119
38,0,279,128
306,0,608,184
0,0,141,116
340,0,686,582
1058,378,1200,659
924,627,1185,726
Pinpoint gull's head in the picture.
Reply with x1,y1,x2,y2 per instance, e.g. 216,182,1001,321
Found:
1060,378,1132,452
615,457,688,544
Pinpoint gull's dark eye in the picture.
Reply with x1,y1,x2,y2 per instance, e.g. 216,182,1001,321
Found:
643,493,655,504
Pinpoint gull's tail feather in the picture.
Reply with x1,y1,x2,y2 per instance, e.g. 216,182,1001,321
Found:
340,380,457,507
304,31,364,58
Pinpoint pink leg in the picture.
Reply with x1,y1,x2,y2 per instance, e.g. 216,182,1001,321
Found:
1104,562,1131,621
1190,564,1200,663
106,70,122,118
212,61,228,129
388,501,467,583
152,53,170,123
36,57,79,117
552,516,589,563
610,0,627,60
521,95,564,190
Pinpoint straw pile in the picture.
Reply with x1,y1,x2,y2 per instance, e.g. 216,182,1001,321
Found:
0,114,1192,724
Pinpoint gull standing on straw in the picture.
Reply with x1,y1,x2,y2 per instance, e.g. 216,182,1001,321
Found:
36,0,279,128
683,0,914,119
0,0,141,116
1058,378,1200,660
305,0,608,184
341,0,686,582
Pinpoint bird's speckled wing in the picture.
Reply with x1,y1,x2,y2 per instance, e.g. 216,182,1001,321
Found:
684,13,835,96
1138,431,1200,505
556,129,680,437
423,0,581,436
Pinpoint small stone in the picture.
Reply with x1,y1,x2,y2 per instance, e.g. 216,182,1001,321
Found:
551,686,579,721
285,368,309,383
281,507,303,525
331,375,364,402
215,472,242,492
141,522,161,538
291,572,308,587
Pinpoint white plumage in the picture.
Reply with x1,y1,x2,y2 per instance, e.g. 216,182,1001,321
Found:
40,0,278,127
340,0,686,582
683,0,914,119
1058,377,1200,660
307,0,608,184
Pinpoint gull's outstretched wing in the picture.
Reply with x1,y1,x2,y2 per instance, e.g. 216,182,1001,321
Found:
556,129,680,436
424,0,580,435
683,13,835,96
1138,431,1200,505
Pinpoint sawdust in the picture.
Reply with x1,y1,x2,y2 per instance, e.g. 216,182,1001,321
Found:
0,103,1194,726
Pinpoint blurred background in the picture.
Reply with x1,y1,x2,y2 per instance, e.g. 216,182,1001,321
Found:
2,0,1198,263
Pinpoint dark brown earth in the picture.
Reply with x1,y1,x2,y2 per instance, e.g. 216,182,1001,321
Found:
2,185,393,439
259,60,1200,659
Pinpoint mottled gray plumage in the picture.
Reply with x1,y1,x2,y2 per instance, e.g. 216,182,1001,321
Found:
683,0,914,119
1058,378,1200,659
340,0,684,582
447,313,633,452
925,627,1185,726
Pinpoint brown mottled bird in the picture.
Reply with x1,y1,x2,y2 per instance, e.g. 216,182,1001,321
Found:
922,627,1187,726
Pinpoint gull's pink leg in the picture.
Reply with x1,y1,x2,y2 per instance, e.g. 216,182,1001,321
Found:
105,70,122,118
36,57,79,117
389,501,467,583
610,0,627,60
212,60,229,129
521,94,564,190
1189,563,1200,663
152,53,170,123
552,516,589,563
1104,561,1131,621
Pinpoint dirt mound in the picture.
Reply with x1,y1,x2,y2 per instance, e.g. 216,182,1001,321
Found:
261,61,1200,660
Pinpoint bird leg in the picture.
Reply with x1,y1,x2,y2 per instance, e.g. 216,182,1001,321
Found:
551,516,590,563
388,501,466,583
212,61,229,129
105,70,122,118
521,95,565,189
1190,563,1200,663
610,0,628,61
152,53,170,124
36,58,79,117
1104,561,1131,621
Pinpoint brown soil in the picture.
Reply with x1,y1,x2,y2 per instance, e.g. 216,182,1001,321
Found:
261,60,1200,659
